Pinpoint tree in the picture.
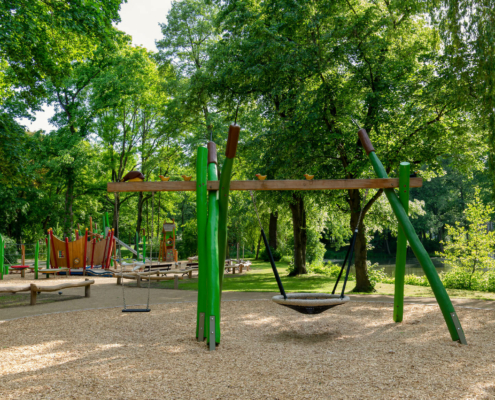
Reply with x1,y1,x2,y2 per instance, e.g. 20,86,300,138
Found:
437,188,495,288
0,0,124,104
210,0,485,289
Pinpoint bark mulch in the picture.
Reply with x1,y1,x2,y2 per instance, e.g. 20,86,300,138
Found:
0,301,493,399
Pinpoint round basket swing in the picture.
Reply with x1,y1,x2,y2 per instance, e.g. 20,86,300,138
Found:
249,189,369,315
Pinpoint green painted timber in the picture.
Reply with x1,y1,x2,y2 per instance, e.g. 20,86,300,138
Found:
206,161,221,345
368,151,463,342
196,146,208,339
393,162,410,322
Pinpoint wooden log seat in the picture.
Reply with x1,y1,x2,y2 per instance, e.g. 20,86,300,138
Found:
0,279,94,305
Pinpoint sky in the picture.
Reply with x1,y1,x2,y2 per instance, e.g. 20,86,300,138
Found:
17,0,172,132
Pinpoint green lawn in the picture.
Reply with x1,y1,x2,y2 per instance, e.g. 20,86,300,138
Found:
159,259,495,301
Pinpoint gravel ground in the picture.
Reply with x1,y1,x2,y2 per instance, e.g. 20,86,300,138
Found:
0,300,494,399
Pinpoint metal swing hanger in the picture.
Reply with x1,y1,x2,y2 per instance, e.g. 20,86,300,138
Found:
331,188,369,299
121,192,154,313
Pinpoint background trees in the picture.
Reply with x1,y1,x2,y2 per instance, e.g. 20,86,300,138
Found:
1,0,493,292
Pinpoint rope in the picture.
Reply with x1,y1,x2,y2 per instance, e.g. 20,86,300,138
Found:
146,192,154,309
249,190,264,231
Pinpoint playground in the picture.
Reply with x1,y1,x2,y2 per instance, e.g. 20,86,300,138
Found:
3,1,495,398
1,276,495,399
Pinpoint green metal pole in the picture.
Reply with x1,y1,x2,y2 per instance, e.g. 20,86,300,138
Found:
218,125,240,293
358,129,464,342
0,234,4,280
196,146,208,339
394,162,410,322
206,141,221,347
34,241,39,280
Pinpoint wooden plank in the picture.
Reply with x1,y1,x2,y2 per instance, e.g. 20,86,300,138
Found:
107,178,423,193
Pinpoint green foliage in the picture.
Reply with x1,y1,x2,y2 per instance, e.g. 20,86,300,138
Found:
367,264,389,290
306,228,326,265
404,274,430,287
176,219,198,259
260,246,283,263
437,188,495,288
0,0,124,102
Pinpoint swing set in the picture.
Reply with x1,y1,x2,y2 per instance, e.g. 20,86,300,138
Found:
107,125,467,350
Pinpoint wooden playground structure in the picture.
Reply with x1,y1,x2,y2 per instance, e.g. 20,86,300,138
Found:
158,219,178,262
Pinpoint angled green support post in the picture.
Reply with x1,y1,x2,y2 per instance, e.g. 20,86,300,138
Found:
218,125,240,293
206,141,221,348
358,129,466,343
196,146,208,340
0,234,4,280
34,241,39,280
394,162,410,322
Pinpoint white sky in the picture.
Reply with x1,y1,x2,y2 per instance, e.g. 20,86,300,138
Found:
18,0,172,132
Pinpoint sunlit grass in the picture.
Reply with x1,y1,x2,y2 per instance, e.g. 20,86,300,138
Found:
158,259,495,300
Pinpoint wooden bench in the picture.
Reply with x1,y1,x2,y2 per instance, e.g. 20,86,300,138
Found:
8,266,33,278
114,268,198,289
0,279,94,305
38,268,69,278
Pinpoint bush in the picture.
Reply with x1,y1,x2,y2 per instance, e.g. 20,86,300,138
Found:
307,260,341,277
404,274,429,287
441,268,473,290
367,263,389,290
260,246,283,262
306,228,326,264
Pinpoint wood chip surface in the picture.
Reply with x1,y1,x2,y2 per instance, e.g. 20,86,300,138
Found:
0,301,494,399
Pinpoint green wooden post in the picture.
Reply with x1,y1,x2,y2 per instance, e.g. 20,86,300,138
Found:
34,241,39,279
218,125,240,293
0,234,4,280
358,129,465,343
206,141,221,347
196,146,208,339
136,232,140,260
394,162,410,322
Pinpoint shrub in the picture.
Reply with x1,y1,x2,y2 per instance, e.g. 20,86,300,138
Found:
367,263,388,290
307,260,341,277
260,246,283,262
404,274,429,287
437,188,495,289
441,268,473,290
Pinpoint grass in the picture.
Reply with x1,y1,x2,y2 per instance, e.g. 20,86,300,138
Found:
158,259,495,301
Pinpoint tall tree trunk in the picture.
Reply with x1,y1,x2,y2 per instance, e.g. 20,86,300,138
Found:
289,194,307,276
349,189,373,292
269,211,278,250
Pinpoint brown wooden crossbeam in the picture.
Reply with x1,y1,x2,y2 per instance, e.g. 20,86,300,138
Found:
107,178,422,192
